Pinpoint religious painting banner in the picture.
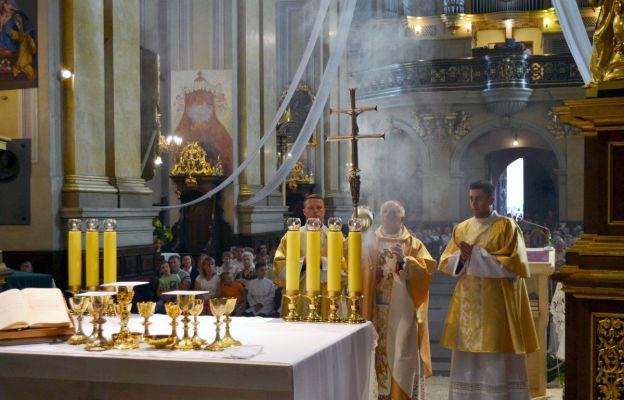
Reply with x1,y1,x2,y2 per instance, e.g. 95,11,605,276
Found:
171,70,233,176
0,0,37,90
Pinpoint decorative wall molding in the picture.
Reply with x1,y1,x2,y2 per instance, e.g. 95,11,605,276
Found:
547,109,581,139
412,111,471,141
595,315,624,399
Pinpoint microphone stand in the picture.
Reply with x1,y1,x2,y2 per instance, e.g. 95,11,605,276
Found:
514,216,553,248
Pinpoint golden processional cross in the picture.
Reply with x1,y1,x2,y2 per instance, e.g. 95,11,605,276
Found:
326,88,384,218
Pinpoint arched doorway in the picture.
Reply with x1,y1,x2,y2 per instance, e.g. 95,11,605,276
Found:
488,147,559,224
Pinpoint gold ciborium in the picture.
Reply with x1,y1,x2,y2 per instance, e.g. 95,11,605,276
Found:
220,297,242,348
173,293,196,351
137,301,156,339
83,292,113,351
68,296,90,345
205,297,228,351
165,302,181,347
190,299,206,349
102,282,148,350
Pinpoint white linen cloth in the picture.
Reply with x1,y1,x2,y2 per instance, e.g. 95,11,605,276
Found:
0,315,373,400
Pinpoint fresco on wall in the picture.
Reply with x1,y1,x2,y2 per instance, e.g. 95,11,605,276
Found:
171,70,233,176
0,0,37,90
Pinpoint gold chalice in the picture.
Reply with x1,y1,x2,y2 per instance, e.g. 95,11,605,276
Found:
205,298,227,351
68,296,90,345
173,293,196,351
220,298,242,348
84,292,113,351
165,302,181,347
190,299,206,349
137,301,156,339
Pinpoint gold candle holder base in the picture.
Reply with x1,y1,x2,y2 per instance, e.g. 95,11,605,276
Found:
283,289,301,322
326,291,343,323
346,292,365,324
304,290,322,322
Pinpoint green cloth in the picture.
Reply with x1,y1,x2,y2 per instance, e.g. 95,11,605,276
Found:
4,271,55,290
159,274,181,292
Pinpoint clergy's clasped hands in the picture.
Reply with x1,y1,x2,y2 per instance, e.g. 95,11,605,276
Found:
459,241,473,262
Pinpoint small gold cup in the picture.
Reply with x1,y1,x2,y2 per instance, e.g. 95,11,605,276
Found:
137,301,156,339
220,297,242,348
165,302,181,347
190,298,206,349
85,294,113,351
205,298,228,351
68,296,90,345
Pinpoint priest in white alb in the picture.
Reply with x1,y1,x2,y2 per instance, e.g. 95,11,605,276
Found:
362,200,436,400
439,181,539,400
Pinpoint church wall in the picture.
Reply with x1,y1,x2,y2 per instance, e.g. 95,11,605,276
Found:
0,0,64,252
476,29,506,48
513,27,544,54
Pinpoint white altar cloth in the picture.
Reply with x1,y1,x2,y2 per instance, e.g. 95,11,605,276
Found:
0,315,373,400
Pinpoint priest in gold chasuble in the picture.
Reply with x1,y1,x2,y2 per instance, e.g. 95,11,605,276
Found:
362,200,436,400
439,181,538,400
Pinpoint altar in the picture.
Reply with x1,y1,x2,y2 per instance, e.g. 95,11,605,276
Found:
0,315,373,400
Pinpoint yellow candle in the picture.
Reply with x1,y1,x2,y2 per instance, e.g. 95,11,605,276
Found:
348,231,362,293
86,230,99,289
68,229,82,290
327,229,342,293
103,230,117,284
306,229,321,292
286,228,301,291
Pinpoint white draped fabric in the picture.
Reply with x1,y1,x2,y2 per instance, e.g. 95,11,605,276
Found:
0,315,374,400
552,0,592,84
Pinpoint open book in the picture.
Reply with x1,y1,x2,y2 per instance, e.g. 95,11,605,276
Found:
0,288,71,331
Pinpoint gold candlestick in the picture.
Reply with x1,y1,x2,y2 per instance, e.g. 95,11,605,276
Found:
190,299,206,349
67,296,90,345
326,290,342,323
137,301,155,339
84,292,113,351
165,302,181,347
283,289,301,322
346,291,365,324
304,290,322,322
205,298,227,351
221,297,242,348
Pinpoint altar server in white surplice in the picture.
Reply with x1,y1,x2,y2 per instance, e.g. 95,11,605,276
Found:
439,181,539,400
244,263,275,317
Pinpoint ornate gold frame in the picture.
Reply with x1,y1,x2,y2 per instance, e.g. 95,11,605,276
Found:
590,312,624,400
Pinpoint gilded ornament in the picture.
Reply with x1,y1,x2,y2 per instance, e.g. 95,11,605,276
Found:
286,161,312,191
171,142,224,187
595,316,624,399
589,0,624,85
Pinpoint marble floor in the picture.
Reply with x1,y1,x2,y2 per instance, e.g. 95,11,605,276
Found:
425,376,564,400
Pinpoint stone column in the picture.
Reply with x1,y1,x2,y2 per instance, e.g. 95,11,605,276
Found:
104,0,152,208
61,0,117,208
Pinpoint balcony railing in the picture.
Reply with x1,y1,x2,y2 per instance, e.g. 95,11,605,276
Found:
471,0,552,13
353,53,582,99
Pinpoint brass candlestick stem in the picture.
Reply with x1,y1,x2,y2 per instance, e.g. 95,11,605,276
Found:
85,294,112,351
326,290,342,323
205,298,227,351
137,301,155,339
283,289,301,322
346,291,365,324
191,299,206,349
304,290,322,322
173,294,196,351
165,302,181,348
68,296,90,345
111,287,139,350
221,297,242,348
